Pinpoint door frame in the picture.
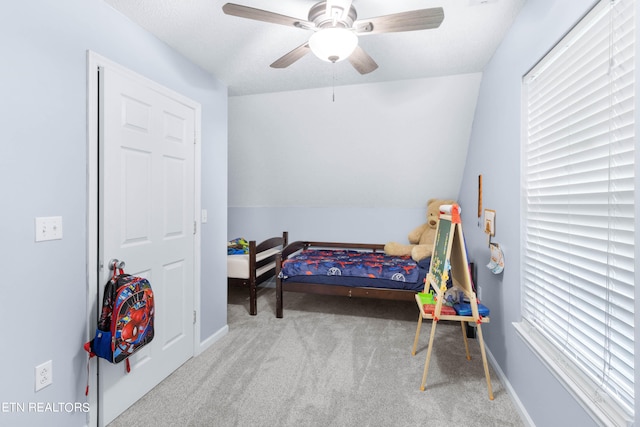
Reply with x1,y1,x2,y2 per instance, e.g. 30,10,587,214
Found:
86,50,202,426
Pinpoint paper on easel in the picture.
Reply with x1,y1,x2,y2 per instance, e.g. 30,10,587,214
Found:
487,243,504,274
439,204,461,214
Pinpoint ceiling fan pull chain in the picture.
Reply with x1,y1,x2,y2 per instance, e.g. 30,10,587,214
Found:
332,64,336,102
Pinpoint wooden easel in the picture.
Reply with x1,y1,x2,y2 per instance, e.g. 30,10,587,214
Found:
411,204,493,400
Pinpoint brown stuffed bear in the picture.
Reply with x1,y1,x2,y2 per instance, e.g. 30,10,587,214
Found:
384,198,456,262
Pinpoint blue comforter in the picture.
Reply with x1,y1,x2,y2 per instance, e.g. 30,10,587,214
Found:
280,249,421,284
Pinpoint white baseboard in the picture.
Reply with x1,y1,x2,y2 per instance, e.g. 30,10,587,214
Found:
197,324,229,355
485,345,536,427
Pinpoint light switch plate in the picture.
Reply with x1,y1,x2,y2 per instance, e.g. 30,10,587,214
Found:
35,216,63,242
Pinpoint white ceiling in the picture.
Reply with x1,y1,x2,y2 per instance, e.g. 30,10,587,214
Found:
104,0,526,96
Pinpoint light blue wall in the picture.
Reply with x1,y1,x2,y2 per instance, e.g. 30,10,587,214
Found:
228,74,483,244
458,0,638,425
228,206,428,245
0,1,227,426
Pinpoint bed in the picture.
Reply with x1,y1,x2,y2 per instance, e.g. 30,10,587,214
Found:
228,231,288,315
275,241,429,318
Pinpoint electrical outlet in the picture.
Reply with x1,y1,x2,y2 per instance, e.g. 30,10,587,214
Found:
35,360,53,392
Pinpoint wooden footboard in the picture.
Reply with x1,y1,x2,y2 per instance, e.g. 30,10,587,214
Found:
275,241,417,318
229,231,288,315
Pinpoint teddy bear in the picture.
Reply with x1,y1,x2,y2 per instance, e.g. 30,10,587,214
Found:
384,198,456,262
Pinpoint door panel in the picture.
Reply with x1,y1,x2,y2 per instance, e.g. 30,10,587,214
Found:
98,65,196,426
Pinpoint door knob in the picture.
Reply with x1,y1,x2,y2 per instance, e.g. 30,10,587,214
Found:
108,259,126,271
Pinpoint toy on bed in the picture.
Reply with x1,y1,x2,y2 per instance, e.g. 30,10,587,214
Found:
228,237,249,255
275,241,430,318
228,232,288,315
384,198,456,262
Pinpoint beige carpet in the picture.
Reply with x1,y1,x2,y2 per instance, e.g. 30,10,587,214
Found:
109,283,524,427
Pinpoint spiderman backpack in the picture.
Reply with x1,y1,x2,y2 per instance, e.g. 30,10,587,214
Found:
84,261,155,371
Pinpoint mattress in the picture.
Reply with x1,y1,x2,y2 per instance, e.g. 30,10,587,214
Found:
227,247,281,279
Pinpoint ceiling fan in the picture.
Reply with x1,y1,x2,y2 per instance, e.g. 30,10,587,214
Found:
222,1,444,74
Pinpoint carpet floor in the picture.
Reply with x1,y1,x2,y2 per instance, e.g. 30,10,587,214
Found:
108,284,525,427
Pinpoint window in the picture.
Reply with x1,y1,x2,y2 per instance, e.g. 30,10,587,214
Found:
517,0,635,425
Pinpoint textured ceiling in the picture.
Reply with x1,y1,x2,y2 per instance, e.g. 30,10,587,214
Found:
104,0,526,96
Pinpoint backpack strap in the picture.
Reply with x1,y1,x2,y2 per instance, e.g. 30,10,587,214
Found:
83,342,94,396
83,341,95,358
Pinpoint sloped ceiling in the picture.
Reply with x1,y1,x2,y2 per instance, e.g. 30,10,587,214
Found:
105,0,526,96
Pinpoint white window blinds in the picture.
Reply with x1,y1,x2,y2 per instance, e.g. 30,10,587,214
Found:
521,0,635,424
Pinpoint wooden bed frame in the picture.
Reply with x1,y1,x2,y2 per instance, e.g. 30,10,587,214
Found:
275,241,418,318
228,231,288,315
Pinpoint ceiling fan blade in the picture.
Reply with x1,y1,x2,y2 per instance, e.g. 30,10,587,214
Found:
354,7,444,35
270,42,311,69
222,3,312,29
348,46,378,75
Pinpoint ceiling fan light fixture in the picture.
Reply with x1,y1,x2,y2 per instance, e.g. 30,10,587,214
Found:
309,27,358,63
